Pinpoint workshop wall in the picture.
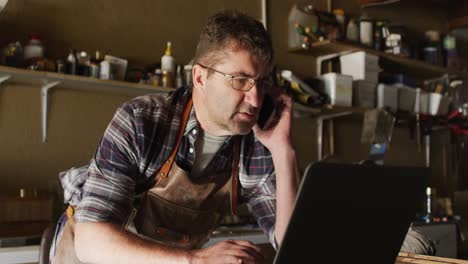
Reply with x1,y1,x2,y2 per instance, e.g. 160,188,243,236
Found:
0,0,460,199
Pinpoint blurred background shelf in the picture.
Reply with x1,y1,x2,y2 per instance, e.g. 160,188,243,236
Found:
290,40,464,79
0,65,171,96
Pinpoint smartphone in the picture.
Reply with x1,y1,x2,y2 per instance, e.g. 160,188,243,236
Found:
257,94,278,130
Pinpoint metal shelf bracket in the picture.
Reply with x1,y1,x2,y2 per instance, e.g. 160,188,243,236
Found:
317,111,352,160
0,75,11,85
41,79,61,143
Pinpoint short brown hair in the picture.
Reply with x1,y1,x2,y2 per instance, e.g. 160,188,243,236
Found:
193,10,273,73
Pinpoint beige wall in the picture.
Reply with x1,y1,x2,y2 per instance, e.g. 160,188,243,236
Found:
0,0,461,198
0,0,259,68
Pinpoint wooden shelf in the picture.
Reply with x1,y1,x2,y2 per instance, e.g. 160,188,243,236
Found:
0,65,172,95
0,65,172,142
290,40,464,79
294,102,374,117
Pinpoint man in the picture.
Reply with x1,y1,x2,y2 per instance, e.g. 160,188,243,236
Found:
50,10,299,264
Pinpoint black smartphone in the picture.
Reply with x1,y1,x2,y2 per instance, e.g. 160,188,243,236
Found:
257,94,278,130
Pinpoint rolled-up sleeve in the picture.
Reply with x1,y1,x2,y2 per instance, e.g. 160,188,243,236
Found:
75,103,140,224
241,136,278,249
245,172,277,250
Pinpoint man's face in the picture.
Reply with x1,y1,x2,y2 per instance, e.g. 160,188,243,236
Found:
200,47,267,136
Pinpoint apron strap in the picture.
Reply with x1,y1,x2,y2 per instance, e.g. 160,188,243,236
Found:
156,97,241,215
158,98,193,180
230,136,241,216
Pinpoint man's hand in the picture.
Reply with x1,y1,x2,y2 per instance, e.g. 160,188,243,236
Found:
189,240,264,264
253,94,293,154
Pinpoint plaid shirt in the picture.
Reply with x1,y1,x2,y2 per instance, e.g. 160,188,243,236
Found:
59,86,277,246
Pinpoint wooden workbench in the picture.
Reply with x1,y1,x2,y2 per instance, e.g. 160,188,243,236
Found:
397,253,468,263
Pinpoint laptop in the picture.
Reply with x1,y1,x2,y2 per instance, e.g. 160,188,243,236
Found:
273,162,429,264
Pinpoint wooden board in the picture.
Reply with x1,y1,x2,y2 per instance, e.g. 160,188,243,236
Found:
396,253,468,264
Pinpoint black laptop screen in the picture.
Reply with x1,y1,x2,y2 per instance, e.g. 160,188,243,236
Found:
274,162,429,264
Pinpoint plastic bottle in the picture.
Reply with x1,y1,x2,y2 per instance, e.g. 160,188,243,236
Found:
24,34,44,61
373,21,386,51
99,60,111,80
66,49,78,75
359,13,374,47
424,30,442,66
346,18,359,42
161,41,175,74
333,9,345,40
89,51,102,78
443,33,458,69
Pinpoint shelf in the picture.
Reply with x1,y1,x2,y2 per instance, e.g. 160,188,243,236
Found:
0,65,172,142
0,65,172,95
290,40,464,79
294,102,374,117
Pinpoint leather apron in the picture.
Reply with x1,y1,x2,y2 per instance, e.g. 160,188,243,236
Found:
53,98,240,263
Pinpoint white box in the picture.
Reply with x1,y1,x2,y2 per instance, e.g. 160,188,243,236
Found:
398,85,422,113
377,83,399,112
420,92,451,116
104,55,128,81
340,51,380,81
320,73,353,106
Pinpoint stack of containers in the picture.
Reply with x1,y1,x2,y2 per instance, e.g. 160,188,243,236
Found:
319,72,353,107
377,83,399,112
339,51,380,107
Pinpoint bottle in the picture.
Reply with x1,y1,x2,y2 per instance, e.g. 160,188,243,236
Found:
424,30,442,66
346,18,359,42
24,34,44,69
443,33,458,69
161,41,175,74
161,70,173,88
24,34,44,61
89,51,102,78
77,51,90,76
333,9,345,40
99,59,111,80
66,49,78,75
56,59,65,74
175,65,184,87
152,68,162,86
374,21,384,51
184,64,193,86
359,13,374,47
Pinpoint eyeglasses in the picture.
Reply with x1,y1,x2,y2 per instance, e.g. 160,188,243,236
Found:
198,63,272,91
